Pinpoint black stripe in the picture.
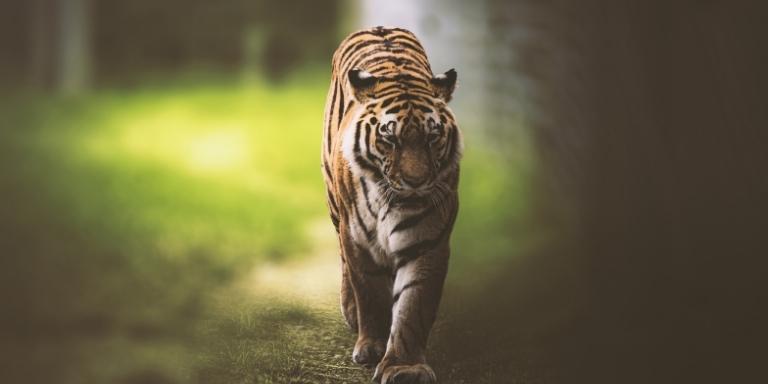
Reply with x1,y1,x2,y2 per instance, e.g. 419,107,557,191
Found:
391,41,430,67
355,154,384,180
414,104,433,113
363,56,429,77
363,123,382,165
341,30,379,46
400,65,433,80
390,206,433,234
362,122,373,154
396,93,429,103
326,80,338,153
394,73,429,86
341,42,381,72
380,95,398,109
353,120,363,154
359,55,428,75
353,121,384,179
323,161,332,179
372,26,394,37
354,207,375,242
381,205,392,222
394,220,453,270
326,189,339,213
376,87,434,99
375,83,404,95
359,177,376,218
337,88,345,127
440,125,453,165
364,57,431,78
357,52,404,70
390,34,427,54
392,279,423,303
390,31,426,49
330,213,340,232
339,38,380,68
347,29,381,40
394,238,438,269
440,126,458,171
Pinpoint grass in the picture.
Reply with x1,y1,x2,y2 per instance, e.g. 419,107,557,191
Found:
0,70,537,383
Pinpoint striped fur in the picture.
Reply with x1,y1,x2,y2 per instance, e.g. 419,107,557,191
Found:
322,27,462,384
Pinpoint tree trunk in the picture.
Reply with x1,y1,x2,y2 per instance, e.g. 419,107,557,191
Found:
56,0,91,94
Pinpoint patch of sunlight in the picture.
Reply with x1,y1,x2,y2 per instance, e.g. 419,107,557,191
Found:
112,111,254,177
184,129,250,172
77,86,323,200
243,217,341,307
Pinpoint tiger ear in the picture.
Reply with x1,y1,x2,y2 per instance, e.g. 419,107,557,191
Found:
431,69,457,102
348,69,378,102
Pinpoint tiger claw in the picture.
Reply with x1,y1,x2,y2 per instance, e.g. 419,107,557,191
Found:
374,362,436,384
353,338,386,366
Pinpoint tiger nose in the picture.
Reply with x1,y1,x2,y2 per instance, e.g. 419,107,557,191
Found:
401,164,430,188
402,174,426,188
400,142,431,188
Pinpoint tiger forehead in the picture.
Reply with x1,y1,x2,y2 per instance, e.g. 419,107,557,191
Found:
366,90,442,115
365,105,442,132
370,101,430,115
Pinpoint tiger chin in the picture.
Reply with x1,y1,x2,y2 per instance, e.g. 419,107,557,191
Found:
321,26,462,384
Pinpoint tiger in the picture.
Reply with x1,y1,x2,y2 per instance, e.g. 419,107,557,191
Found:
321,26,461,384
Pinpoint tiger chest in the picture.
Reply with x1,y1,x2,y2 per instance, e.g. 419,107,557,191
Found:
347,178,441,268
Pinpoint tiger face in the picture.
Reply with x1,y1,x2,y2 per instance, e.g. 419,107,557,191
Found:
343,68,461,198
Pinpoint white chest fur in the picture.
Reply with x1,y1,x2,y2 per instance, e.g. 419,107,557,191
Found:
346,178,442,268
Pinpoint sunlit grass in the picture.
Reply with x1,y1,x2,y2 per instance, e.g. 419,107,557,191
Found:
13,76,330,268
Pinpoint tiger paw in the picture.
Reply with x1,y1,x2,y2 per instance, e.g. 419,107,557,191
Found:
373,362,436,384
352,337,386,366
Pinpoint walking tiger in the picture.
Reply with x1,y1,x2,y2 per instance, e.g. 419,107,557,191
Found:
322,26,461,384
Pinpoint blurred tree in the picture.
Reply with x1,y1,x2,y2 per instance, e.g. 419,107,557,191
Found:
2,0,341,88
27,0,56,89
259,0,340,81
57,0,91,94
483,1,768,383
25,0,92,93
90,0,339,84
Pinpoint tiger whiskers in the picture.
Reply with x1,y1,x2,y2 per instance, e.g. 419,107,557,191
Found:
374,179,396,208
432,182,452,219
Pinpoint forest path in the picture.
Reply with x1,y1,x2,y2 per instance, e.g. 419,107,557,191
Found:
200,218,372,383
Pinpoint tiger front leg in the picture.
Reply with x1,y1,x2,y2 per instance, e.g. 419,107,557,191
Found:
340,259,358,332
373,244,448,384
340,231,393,366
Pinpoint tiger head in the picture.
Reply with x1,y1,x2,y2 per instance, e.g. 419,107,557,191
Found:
343,68,462,196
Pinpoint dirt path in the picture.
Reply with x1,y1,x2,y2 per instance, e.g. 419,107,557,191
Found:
198,219,372,383
197,219,544,384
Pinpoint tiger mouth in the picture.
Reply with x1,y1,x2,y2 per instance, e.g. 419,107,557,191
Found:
390,192,430,209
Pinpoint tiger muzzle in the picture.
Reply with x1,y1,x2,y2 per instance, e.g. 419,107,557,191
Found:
398,145,433,189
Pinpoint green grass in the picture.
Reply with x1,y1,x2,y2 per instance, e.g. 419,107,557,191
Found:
13,74,327,262
0,71,535,383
